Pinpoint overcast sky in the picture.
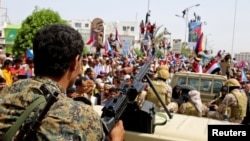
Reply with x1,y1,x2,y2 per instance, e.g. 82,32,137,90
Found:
2,0,249,56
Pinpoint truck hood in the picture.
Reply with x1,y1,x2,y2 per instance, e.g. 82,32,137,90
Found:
94,105,238,141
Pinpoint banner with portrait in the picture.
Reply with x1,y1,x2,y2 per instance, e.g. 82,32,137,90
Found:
188,21,202,43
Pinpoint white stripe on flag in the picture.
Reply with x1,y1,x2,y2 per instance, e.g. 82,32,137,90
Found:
206,63,220,74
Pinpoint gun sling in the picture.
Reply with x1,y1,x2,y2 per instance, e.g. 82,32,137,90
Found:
3,96,46,141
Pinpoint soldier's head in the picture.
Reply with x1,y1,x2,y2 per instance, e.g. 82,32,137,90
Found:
224,78,241,92
33,24,83,89
156,65,169,81
220,86,228,99
245,82,250,93
172,85,182,99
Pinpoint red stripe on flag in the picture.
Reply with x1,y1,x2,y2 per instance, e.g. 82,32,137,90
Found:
194,33,203,54
115,28,123,47
204,60,220,74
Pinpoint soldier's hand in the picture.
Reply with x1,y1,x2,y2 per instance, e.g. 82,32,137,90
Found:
213,105,218,110
109,120,125,141
205,102,211,107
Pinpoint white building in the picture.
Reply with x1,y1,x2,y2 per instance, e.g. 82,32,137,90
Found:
67,19,92,44
69,19,140,44
69,19,141,55
104,21,140,53
234,52,250,62
104,21,139,41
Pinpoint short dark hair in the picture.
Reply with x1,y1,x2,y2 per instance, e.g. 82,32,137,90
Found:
75,77,84,87
109,87,118,93
13,57,23,64
33,24,84,77
3,59,13,68
220,86,228,92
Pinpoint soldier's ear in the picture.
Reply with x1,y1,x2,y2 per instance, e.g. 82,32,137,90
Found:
70,55,81,71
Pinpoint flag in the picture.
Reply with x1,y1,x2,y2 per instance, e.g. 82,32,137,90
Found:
192,61,202,73
26,48,33,59
204,61,220,74
238,60,245,69
194,33,203,55
240,69,248,82
86,33,96,45
216,50,222,58
115,28,123,47
104,39,112,56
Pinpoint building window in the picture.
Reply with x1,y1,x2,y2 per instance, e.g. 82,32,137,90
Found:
85,23,89,28
75,23,82,28
123,26,126,31
131,26,134,31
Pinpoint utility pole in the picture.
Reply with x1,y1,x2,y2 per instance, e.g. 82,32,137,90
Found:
231,0,237,56
182,4,200,43
147,0,150,12
0,0,2,26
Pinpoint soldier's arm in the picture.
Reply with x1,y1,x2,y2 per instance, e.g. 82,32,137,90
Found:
165,85,172,105
216,94,236,113
109,120,125,141
179,103,187,114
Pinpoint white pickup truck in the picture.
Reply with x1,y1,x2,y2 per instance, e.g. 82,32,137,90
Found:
94,105,238,141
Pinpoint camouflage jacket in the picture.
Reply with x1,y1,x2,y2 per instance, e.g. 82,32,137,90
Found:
0,77,104,141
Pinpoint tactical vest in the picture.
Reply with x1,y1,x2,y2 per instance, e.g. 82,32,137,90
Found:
230,89,247,119
182,102,200,117
146,80,167,107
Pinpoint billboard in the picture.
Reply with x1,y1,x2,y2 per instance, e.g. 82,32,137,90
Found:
172,39,182,54
188,20,202,43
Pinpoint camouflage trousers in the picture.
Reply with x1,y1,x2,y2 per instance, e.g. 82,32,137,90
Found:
207,111,244,123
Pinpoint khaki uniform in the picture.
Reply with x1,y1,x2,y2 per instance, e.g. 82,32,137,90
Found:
0,77,104,140
179,102,200,117
207,89,247,123
146,80,172,111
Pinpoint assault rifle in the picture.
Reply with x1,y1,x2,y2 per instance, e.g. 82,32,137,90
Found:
15,84,59,140
101,53,172,135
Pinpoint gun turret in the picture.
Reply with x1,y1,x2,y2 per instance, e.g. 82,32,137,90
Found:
101,54,154,134
101,52,172,135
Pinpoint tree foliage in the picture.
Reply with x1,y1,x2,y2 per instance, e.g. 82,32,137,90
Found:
133,48,144,58
12,7,67,56
156,49,164,58
181,43,193,57
82,45,89,56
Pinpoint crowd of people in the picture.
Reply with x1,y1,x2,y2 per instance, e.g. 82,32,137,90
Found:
0,24,124,141
0,22,249,140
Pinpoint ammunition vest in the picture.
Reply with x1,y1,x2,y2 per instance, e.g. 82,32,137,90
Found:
147,80,167,107
230,89,247,119
182,102,200,117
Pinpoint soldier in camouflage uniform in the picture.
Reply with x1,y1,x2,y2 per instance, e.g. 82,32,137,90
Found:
207,78,247,123
146,65,172,112
0,24,124,141
206,86,230,115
